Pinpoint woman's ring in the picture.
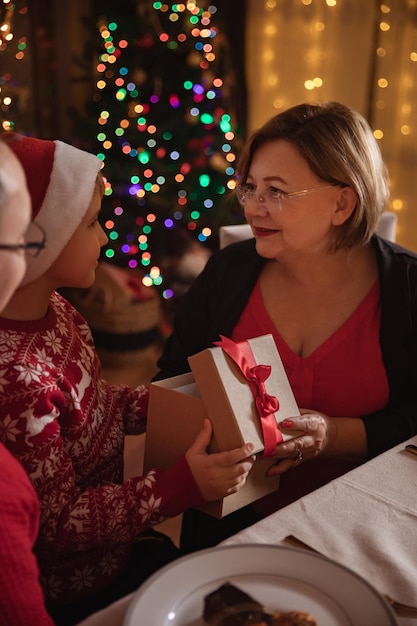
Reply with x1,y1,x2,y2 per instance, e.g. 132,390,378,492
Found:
296,450,303,463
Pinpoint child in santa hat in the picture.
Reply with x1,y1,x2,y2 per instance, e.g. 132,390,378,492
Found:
0,137,54,625
0,133,255,625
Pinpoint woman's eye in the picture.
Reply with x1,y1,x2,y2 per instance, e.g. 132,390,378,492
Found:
268,187,283,198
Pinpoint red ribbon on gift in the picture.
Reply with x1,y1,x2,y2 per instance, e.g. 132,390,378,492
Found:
214,335,283,457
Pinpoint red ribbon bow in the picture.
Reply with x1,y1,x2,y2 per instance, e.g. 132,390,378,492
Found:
214,335,283,456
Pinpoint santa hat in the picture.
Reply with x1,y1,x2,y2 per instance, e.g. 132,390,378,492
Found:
2,133,102,285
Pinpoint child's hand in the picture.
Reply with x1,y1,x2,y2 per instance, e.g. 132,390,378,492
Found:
185,418,255,502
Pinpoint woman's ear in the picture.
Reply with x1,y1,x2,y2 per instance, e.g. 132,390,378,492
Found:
331,186,358,226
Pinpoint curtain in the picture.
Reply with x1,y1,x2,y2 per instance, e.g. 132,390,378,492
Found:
246,0,417,252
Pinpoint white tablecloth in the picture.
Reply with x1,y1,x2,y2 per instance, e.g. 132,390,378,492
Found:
222,435,417,625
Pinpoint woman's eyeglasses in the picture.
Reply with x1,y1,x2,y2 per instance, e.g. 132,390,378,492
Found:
236,183,339,210
0,221,46,257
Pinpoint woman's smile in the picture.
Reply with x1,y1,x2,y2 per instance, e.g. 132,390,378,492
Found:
252,225,280,236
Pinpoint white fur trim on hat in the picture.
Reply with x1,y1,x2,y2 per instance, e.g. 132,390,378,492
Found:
22,141,102,285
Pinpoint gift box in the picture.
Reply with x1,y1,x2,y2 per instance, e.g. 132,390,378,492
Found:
143,334,301,518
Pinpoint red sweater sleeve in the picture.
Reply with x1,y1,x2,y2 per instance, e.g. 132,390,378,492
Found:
0,446,54,626
149,454,206,517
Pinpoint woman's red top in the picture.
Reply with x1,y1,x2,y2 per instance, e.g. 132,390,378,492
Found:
231,278,389,514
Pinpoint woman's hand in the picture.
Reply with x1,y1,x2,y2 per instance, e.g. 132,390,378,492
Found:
266,409,338,476
266,409,368,476
185,418,256,501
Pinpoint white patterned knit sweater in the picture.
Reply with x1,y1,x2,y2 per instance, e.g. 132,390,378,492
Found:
0,292,204,604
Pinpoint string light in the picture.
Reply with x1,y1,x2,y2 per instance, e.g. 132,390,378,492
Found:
0,2,30,131
6,2,413,272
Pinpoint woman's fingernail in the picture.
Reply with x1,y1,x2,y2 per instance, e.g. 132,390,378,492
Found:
281,419,293,428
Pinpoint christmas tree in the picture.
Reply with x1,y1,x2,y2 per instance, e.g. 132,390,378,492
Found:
76,0,246,307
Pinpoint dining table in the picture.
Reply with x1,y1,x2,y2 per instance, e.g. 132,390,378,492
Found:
222,434,417,625
78,434,417,625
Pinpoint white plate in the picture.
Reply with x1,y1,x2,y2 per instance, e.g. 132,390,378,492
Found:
123,544,397,626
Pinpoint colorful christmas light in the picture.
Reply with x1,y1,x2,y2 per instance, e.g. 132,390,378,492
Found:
91,1,242,297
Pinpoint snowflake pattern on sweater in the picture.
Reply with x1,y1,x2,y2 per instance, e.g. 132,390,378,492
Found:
0,292,204,605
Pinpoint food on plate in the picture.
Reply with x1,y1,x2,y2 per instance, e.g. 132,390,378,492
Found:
203,582,266,624
203,582,317,625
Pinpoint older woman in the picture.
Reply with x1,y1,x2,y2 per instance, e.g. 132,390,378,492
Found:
155,101,417,550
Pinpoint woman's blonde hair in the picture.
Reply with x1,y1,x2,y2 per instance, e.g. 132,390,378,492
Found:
236,101,390,250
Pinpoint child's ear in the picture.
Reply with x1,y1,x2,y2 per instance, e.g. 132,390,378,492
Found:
332,186,357,226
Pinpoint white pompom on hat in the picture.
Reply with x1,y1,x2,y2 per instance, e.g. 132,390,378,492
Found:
2,132,102,285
